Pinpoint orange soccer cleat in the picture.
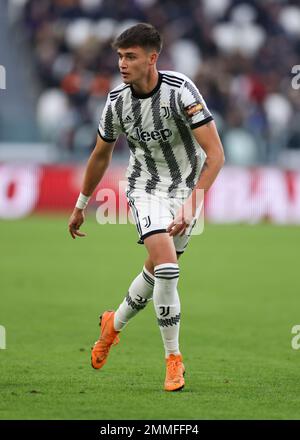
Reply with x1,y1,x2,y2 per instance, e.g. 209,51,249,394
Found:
91,311,120,370
164,353,185,391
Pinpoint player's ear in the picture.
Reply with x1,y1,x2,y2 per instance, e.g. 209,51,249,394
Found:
149,51,158,66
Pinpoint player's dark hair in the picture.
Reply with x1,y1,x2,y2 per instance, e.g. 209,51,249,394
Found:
112,23,162,53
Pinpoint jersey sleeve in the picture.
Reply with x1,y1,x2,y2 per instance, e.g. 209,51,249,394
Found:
179,79,213,129
98,95,121,142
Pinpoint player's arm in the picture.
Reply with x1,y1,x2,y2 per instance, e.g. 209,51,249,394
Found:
68,134,115,239
191,120,225,192
168,120,225,236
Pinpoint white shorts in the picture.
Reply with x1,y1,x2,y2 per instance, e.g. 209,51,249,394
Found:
126,188,201,254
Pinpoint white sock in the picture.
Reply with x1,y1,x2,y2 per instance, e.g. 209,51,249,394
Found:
114,266,155,331
153,263,181,358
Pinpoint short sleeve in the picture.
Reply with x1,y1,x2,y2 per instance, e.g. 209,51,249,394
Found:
179,79,213,129
98,96,121,142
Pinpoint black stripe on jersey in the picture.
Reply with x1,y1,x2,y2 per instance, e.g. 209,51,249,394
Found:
183,81,212,120
161,79,182,89
170,89,198,189
131,95,161,193
127,155,143,191
110,86,129,95
110,94,123,102
115,95,126,133
151,89,183,195
103,102,116,141
162,73,184,85
109,85,130,101
110,94,121,102
115,95,143,190
177,90,186,114
182,80,202,101
162,77,183,87
97,128,116,143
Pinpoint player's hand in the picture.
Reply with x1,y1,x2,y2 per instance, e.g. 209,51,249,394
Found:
167,192,203,237
167,196,196,237
68,208,87,239
167,204,192,237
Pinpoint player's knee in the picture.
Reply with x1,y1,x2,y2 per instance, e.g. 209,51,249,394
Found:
144,257,154,275
146,252,181,273
152,258,178,270
151,253,178,267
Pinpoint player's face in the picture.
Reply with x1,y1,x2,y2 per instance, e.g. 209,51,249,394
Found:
117,46,157,84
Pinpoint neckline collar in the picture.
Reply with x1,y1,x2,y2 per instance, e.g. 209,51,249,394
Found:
130,72,162,99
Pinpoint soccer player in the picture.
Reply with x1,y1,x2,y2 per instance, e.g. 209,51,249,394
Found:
68,23,225,391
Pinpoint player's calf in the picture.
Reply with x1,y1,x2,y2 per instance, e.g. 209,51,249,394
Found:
114,266,155,331
152,263,183,389
153,263,181,355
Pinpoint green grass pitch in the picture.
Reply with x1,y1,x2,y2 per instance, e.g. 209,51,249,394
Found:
0,214,299,420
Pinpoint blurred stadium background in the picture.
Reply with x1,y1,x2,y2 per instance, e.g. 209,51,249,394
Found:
1,0,300,420
0,0,300,220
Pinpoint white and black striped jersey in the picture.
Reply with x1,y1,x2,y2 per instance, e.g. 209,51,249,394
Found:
98,70,213,196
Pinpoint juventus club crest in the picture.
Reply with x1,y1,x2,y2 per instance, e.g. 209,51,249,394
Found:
159,306,170,317
135,295,147,305
161,106,171,119
142,216,151,228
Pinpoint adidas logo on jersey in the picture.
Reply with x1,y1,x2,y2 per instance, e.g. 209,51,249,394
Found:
124,115,133,123
130,127,173,142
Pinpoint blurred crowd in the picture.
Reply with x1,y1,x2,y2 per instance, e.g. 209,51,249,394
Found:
11,0,300,164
